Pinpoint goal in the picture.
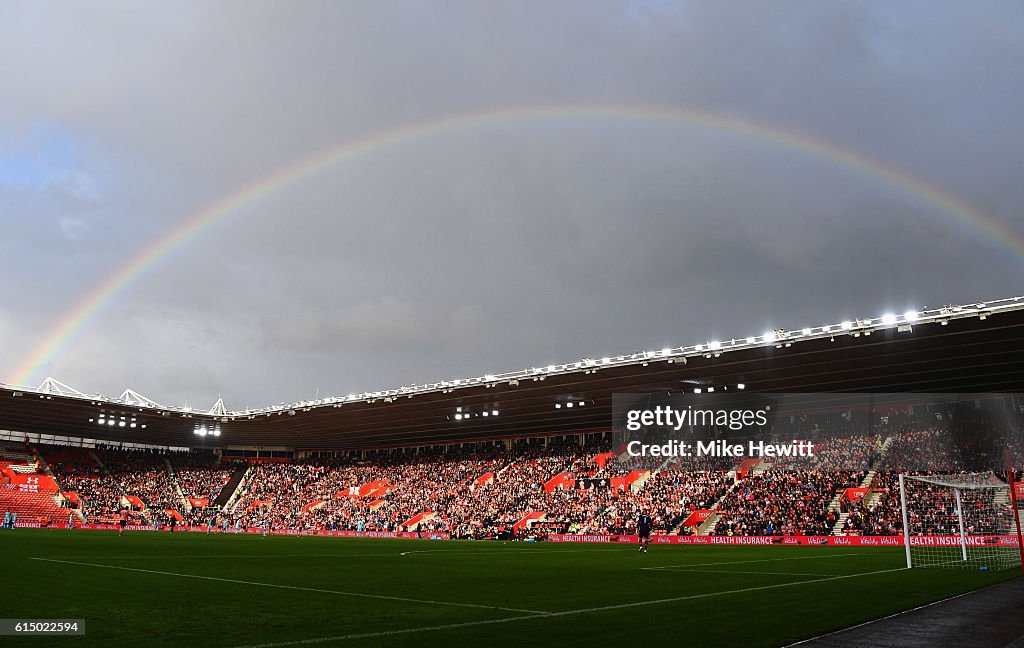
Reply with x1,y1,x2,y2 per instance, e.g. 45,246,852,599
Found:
898,471,1023,571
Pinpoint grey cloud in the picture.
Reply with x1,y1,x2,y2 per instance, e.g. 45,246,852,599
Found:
0,1,1022,407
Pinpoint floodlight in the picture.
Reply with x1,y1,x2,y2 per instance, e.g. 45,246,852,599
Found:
881,313,897,325
840,320,853,330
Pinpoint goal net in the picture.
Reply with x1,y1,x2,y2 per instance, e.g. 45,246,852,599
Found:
899,472,1022,571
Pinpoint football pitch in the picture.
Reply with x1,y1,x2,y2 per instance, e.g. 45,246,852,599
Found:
2,530,1017,647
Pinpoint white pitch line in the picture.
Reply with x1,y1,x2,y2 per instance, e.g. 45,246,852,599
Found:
643,551,884,570
228,567,907,648
36,553,402,560
642,567,846,577
396,546,632,556
28,557,545,615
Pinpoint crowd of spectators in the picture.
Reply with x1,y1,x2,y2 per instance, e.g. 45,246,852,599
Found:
47,447,228,525
713,470,863,536
27,412,1021,538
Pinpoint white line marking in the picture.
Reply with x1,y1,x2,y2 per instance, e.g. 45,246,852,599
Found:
397,547,627,556
39,553,402,560
642,567,846,577
227,567,907,647
644,551,884,569
28,557,545,615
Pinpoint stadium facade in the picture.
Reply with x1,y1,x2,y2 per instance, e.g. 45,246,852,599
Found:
1,296,1022,452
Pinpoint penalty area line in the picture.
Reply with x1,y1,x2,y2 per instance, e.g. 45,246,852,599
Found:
643,551,884,570
227,567,907,647
642,567,846,577
28,557,545,615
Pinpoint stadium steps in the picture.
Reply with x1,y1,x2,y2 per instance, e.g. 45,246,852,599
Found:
993,489,1010,510
164,458,189,511
217,465,251,510
30,451,74,508
88,450,110,476
859,470,877,489
873,436,895,466
696,474,748,535
695,513,721,536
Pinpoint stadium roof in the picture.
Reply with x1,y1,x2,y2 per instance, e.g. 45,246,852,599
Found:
1,296,1023,450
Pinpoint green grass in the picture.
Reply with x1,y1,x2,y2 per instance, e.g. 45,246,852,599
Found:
1,529,1017,647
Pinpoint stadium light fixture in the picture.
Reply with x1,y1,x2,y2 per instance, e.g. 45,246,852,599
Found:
547,365,556,373
737,383,745,390
601,357,610,364
491,410,498,416
661,347,672,355
881,313,897,325
763,331,776,343
454,413,462,421
693,388,702,394
840,320,853,330
566,402,573,408
482,411,488,417
801,328,812,336
555,404,561,409
708,340,721,350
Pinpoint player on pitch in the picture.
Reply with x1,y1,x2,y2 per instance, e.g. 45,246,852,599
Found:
637,510,653,553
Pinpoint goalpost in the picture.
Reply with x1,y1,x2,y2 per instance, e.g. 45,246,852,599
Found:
899,471,1023,571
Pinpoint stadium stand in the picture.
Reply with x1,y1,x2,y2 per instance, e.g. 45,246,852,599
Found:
4,405,1019,538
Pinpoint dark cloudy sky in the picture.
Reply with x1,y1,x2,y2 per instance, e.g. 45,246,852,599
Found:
1,1,1022,410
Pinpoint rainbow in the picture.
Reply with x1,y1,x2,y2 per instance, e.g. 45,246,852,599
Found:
8,103,1022,387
